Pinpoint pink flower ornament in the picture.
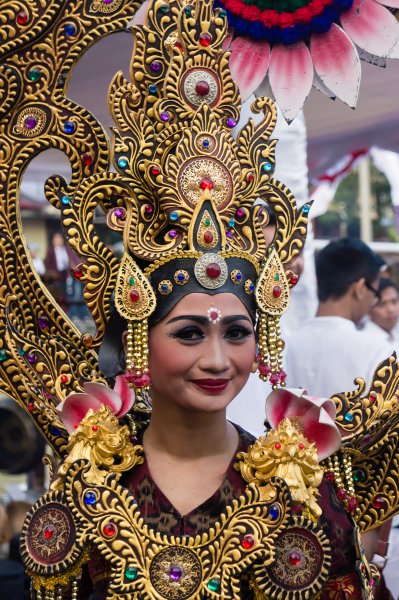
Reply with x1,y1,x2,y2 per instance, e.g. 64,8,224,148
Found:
58,375,135,434
266,388,341,461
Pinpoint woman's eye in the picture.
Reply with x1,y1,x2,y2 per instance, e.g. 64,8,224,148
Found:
169,327,205,341
224,326,254,340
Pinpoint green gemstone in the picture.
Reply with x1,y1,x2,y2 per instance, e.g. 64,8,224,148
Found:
353,469,365,482
184,6,192,16
0,349,7,361
129,276,135,286
275,274,279,281
160,4,169,13
125,566,138,581
207,578,220,592
28,68,42,82
219,9,227,17
204,218,211,226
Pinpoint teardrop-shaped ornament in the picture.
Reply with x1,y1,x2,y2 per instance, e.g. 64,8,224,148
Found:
115,253,157,321
256,248,290,316
197,210,219,250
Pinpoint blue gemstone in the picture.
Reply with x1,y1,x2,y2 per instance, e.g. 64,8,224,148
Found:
61,195,70,205
249,283,255,291
177,274,185,281
17,348,26,356
220,9,227,17
149,84,157,94
202,139,210,147
118,157,128,169
64,23,76,36
269,504,279,520
344,412,353,422
302,204,311,214
229,218,235,227
161,284,168,292
84,491,97,505
50,425,60,436
263,162,272,172
236,273,242,280
170,211,179,221
64,120,76,134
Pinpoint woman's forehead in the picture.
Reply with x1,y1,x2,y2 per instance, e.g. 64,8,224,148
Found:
165,293,251,317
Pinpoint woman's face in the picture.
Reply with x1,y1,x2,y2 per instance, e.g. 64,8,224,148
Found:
148,293,256,413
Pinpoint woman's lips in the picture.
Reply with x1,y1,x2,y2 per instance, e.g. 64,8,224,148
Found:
191,379,229,393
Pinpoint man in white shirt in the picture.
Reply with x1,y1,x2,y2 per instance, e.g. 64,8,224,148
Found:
284,239,392,397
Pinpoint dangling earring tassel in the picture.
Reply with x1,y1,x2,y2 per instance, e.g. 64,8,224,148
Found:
257,312,286,389
125,319,151,392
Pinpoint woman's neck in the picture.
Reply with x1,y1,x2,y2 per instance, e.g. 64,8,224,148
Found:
144,403,237,460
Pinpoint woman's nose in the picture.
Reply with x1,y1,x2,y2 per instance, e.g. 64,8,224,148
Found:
198,336,229,373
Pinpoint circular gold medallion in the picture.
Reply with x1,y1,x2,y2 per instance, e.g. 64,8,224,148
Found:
150,546,202,599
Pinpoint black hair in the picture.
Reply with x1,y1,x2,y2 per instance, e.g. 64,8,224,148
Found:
316,238,382,302
379,278,398,294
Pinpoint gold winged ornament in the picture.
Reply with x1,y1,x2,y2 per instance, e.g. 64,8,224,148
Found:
0,0,369,598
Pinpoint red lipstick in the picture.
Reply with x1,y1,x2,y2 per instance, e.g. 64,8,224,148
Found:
191,379,229,394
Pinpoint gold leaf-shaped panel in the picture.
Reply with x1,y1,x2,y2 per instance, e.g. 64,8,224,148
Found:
114,253,157,321
256,248,290,316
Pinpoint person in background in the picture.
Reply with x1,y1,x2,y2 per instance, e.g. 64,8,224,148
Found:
362,279,399,345
28,243,45,277
284,238,392,397
45,232,69,311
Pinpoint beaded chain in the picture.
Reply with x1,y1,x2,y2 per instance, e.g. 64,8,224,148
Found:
324,452,359,515
125,320,151,391
257,313,286,388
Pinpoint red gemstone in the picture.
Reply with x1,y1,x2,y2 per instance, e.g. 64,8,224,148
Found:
290,274,299,287
27,403,34,411
246,172,255,182
174,39,184,51
200,177,214,190
92,425,99,432
103,522,117,537
195,80,210,96
337,488,347,501
348,497,358,512
82,153,93,166
206,263,221,278
372,496,385,509
150,165,160,176
369,392,377,403
44,525,55,540
292,503,303,515
204,231,213,244
241,535,255,550
16,11,28,25
269,373,280,385
325,471,335,482
209,311,219,321
199,32,212,47
258,362,271,376
298,443,305,450
274,443,281,450
72,265,84,279
273,285,282,298
60,375,68,383
130,374,151,388
288,551,301,566
278,370,287,382
129,290,140,303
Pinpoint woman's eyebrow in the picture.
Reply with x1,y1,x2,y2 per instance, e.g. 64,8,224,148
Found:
165,315,252,325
